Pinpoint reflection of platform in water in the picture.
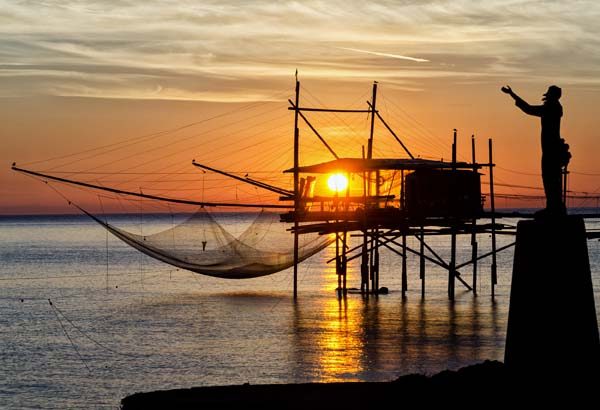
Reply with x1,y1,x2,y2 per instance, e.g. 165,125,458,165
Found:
283,80,510,300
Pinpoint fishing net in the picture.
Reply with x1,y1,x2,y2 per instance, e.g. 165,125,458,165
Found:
87,207,332,279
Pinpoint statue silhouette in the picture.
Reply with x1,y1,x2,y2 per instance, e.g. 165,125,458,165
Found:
501,85,566,216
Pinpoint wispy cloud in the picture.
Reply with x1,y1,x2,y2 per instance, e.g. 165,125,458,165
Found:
0,1,599,100
338,47,429,63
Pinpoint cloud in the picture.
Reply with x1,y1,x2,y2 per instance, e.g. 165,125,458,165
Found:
0,1,599,100
337,47,429,63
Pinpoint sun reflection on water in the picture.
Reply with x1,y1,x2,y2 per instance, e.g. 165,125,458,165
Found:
316,297,364,381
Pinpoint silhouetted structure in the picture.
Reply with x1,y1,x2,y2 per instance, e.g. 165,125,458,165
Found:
282,81,508,300
12,81,598,305
501,85,567,216
10,81,513,300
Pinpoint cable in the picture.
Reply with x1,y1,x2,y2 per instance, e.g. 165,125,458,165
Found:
570,170,600,176
23,88,290,168
497,165,540,176
48,299,92,373
50,299,142,358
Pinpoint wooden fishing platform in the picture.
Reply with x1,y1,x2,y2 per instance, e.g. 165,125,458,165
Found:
284,80,513,300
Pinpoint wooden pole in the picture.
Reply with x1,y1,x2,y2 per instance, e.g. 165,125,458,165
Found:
367,82,377,161
402,232,407,296
489,138,497,298
343,172,350,296
336,232,342,298
472,236,478,295
562,167,568,208
370,236,376,293
400,170,405,209
368,82,379,294
293,79,300,300
374,170,380,293
334,187,341,298
342,234,347,296
449,230,457,298
361,146,369,294
449,129,457,300
420,225,425,298
374,245,380,293
471,135,478,295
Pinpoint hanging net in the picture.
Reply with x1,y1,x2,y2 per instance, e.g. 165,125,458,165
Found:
86,207,332,279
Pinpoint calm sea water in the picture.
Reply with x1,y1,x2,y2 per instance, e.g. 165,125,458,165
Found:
1,213,599,409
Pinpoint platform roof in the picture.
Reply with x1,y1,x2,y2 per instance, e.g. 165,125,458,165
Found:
284,158,482,174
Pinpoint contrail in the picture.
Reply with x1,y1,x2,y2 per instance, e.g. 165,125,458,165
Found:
339,47,429,63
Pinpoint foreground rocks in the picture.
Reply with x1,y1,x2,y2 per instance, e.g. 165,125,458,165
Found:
121,360,594,409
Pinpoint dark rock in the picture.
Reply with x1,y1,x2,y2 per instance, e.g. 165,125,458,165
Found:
122,361,509,409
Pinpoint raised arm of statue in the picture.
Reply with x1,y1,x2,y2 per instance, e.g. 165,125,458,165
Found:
502,86,543,117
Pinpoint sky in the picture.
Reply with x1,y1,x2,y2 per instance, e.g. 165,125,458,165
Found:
2,0,600,213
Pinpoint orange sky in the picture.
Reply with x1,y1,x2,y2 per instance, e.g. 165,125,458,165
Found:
2,1,600,214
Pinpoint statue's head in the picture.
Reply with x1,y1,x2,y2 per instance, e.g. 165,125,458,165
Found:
543,85,562,102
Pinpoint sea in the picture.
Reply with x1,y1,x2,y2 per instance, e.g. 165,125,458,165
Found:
1,212,599,409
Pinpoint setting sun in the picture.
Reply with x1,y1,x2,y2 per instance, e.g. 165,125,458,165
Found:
327,173,349,193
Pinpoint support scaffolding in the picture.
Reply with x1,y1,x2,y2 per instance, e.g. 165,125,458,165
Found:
283,80,508,299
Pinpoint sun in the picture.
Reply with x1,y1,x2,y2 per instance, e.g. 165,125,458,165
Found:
327,173,348,193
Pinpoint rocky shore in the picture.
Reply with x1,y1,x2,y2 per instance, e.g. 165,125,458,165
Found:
122,361,510,409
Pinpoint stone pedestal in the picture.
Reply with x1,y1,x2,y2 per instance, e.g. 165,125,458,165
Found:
505,216,599,375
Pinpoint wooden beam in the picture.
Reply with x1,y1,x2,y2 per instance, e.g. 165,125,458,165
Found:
367,101,414,159
455,241,516,270
287,107,374,113
11,165,293,209
288,100,339,160
383,237,473,291
192,161,293,197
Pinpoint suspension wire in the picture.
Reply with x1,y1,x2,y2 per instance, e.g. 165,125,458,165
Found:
37,100,288,195
112,116,292,192
24,88,290,169
48,299,92,373
49,299,142,358
381,90,449,156
497,165,540,176
0,270,173,281
74,108,290,180
139,188,144,296
98,196,109,294
379,90,450,158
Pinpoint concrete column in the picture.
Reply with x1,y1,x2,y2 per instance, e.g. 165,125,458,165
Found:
505,216,599,377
